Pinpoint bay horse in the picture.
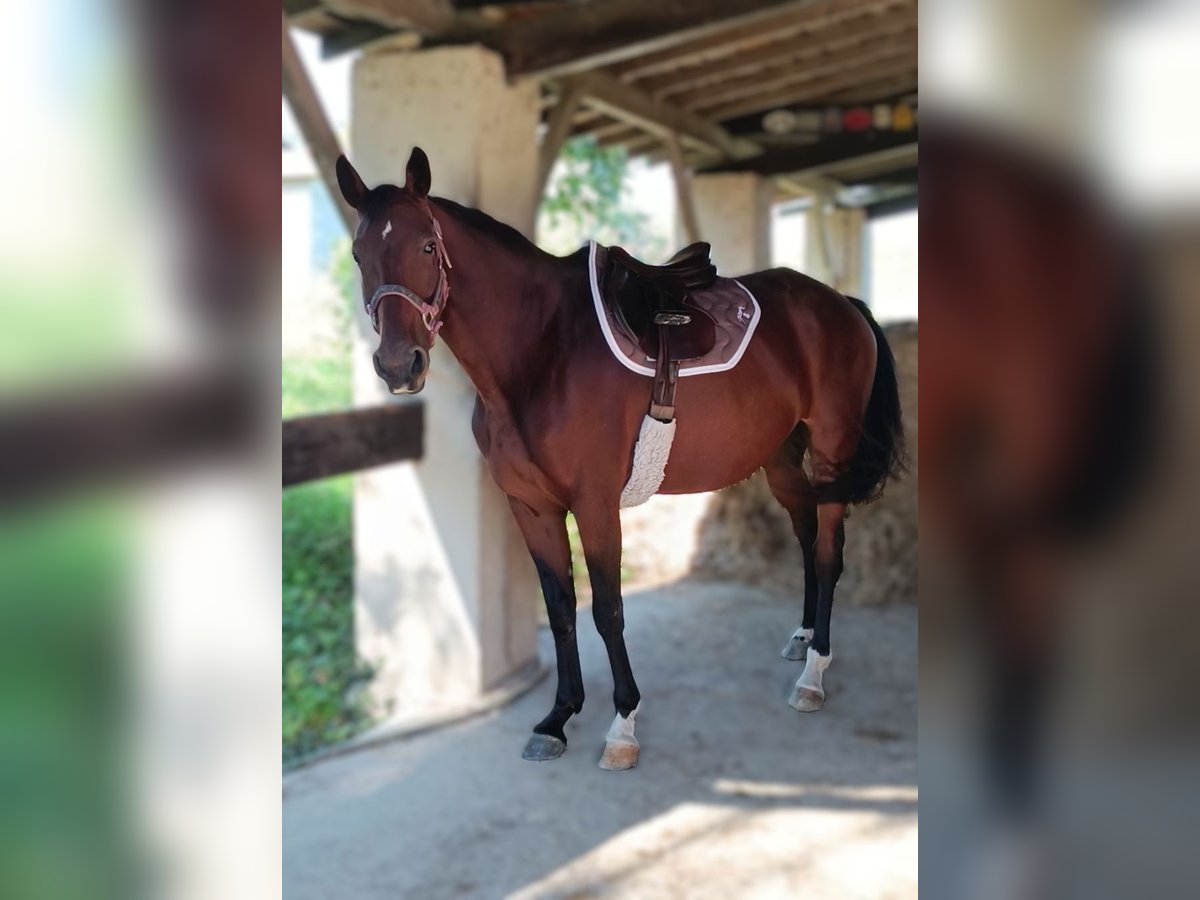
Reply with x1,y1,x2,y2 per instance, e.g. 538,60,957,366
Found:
336,148,905,770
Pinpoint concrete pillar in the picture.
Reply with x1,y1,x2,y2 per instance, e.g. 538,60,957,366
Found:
805,203,865,296
691,173,773,275
349,47,542,720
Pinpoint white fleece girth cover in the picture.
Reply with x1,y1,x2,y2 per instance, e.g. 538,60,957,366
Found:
619,415,677,508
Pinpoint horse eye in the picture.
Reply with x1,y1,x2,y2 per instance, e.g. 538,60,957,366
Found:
423,241,435,254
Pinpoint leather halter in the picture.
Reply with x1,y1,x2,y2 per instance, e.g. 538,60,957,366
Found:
365,213,453,343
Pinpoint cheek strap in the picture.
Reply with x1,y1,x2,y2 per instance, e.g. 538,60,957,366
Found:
364,213,453,343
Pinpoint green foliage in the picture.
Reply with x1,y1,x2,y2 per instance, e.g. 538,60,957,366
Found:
282,357,351,419
282,475,371,765
537,136,665,261
282,246,368,765
0,502,133,900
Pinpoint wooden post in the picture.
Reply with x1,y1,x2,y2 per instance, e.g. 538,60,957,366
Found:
665,133,701,245
281,12,357,234
536,79,586,204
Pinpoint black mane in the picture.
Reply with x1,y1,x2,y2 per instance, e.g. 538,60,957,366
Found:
432,197,543,257
362,186,587,266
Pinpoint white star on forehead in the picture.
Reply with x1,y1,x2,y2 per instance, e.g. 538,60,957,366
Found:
382,220,393,239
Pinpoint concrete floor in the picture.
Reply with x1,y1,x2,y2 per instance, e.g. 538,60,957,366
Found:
283,581,917,900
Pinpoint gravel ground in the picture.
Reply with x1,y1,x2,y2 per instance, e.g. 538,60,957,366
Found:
283,580,917,900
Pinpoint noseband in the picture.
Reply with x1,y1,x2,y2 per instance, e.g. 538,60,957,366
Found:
365,213,453,343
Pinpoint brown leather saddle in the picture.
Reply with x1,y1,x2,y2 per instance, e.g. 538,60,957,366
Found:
602,242,720,421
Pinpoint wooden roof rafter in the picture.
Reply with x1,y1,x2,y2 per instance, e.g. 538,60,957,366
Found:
675,33,916,115
550,71,763,163
633,11,916,101
702,53,917,122
604,0,912,83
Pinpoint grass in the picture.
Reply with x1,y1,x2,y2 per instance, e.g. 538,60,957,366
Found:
0,501,133,899
282,351,372,765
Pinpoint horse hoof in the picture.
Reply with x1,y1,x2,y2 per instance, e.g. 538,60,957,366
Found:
598,741,639,771
522,733,567,761
788,685,825,713
780,631,810,661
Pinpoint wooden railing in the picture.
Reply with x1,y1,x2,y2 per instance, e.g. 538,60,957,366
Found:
283,403,424,487
0,373,424,502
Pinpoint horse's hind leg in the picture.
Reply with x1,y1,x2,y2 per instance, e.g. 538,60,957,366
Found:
764,428,819,661
573,496,642,770
507,498,584,761
785,421,856,712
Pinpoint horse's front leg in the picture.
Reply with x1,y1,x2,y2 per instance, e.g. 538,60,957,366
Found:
574,496,642,770
507,498,584,761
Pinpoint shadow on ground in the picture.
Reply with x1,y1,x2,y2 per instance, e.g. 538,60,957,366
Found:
283,580,917,900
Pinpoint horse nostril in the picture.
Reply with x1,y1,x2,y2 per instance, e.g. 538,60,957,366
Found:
373,353,386,378
410,348,428,378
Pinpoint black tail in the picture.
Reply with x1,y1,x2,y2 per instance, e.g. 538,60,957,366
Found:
832,297,908,505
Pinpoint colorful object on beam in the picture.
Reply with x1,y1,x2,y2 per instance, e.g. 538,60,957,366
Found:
842,107,872,132
759,100,918,137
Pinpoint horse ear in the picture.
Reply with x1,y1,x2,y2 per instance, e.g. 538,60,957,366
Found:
336,155,367,210
405,147,431,198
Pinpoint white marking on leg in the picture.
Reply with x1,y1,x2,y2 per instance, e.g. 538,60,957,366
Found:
789,647,832,711
605,701,641,748
796,646,832,695
792,627,814,644
382,220,392,239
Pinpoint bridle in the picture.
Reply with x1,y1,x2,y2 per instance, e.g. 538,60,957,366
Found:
365,212,453,343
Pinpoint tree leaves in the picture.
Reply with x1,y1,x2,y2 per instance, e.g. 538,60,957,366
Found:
537,137,666,261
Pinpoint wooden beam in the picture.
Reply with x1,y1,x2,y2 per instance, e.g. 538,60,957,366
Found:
677,33,917,114
281,13,357,234
536,79,587,201
637,11,916,100
321,0,454,33
608,0,907,82
575,71,761,161
664,134,701,244
703,55,917,123
0,370,251,507
866,192,918,219
490,0,821,78
701,130,917,177
283,404,425,487
821,75,919,105
819,144,919,182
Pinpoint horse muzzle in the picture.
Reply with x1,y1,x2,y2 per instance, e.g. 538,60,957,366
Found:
373,347,428,394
